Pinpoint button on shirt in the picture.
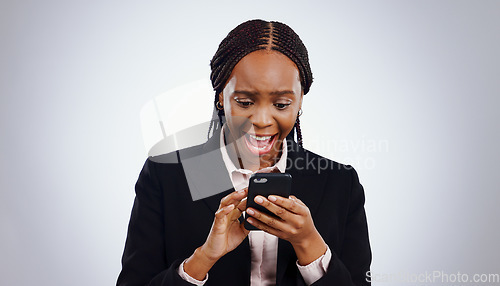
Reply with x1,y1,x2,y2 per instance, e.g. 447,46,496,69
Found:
178,127,332,285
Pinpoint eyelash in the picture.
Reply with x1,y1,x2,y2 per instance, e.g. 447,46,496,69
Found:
236,99,253,107
274,103,290,110
234,99,291,110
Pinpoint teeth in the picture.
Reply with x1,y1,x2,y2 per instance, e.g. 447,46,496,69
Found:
249,134,272,141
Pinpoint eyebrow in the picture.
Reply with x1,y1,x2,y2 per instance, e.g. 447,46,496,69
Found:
234,90,258,96
234,90,296,96
270,90,295,96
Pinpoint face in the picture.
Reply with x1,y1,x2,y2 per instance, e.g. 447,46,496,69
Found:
220,50,303,170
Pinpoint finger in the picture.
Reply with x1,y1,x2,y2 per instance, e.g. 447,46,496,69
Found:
225,193,248,222
253,195,289,220
215,204,235,220
224,189,247,205
265,195,305,215
227,197,246,224
228,197,246,222
212,204,236,234
246,215,284,237
246,207,287,232
239,221,250,235
236,197,247,212
289,195,306,206
228,207,244,222
219,189,247,209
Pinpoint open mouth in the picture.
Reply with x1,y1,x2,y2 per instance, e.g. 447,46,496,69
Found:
243,133,277,156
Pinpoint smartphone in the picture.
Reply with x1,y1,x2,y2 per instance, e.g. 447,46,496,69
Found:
244,173,292,231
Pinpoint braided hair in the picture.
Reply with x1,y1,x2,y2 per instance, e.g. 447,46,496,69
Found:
208,19,313,147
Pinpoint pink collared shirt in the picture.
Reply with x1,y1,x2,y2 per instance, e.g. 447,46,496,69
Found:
178,127,331,285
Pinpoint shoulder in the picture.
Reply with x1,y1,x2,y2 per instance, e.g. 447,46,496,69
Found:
147,131,220,167
304,148,361,190
146,142,206,165
305,148,353,171
288,142,356,178
136,143,210,202
138,142,207,185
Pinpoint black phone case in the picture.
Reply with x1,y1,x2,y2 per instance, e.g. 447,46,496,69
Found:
244,173,292,231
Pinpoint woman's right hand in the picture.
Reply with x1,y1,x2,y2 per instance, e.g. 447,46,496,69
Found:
183,189,249,280
201,189,249,260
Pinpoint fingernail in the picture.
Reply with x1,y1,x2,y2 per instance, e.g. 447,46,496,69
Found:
268,196,277,202
237,189,245,193
247,209,255,215
255,197,264,204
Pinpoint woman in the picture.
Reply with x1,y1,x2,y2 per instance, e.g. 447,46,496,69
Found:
117,19,371,286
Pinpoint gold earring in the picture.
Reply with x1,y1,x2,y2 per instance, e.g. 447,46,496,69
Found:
216,101,224,110
297,109,303,117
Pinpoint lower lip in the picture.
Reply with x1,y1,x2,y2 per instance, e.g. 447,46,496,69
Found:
244,134,277,156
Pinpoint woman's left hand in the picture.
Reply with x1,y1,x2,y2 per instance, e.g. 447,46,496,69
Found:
246,195,327,265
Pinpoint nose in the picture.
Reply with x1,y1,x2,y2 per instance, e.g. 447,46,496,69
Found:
251,106,273,129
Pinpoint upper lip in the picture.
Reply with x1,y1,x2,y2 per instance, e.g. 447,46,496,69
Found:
245,133,277,137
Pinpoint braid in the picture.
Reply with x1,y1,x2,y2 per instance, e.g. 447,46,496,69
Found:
269,21,313,95
209,19,313,143
295,117,303,148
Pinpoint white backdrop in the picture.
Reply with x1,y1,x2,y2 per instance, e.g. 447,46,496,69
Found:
1,0,499,285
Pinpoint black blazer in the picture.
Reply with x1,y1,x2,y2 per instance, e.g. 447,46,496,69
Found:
117,133,371,286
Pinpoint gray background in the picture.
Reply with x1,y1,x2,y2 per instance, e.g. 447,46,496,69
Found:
1,0,499,285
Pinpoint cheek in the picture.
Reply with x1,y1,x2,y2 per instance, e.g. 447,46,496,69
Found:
224,99,244,117
277,113,297,136
225,109,252,134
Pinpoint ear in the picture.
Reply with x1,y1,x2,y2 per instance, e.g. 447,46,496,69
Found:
218,92,224,105
298,92,304,111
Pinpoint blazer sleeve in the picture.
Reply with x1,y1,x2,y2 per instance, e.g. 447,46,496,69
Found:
311,167,372,286
117,159,196,286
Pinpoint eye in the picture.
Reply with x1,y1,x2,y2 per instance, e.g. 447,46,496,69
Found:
274,103,291,110
235,98,253,107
